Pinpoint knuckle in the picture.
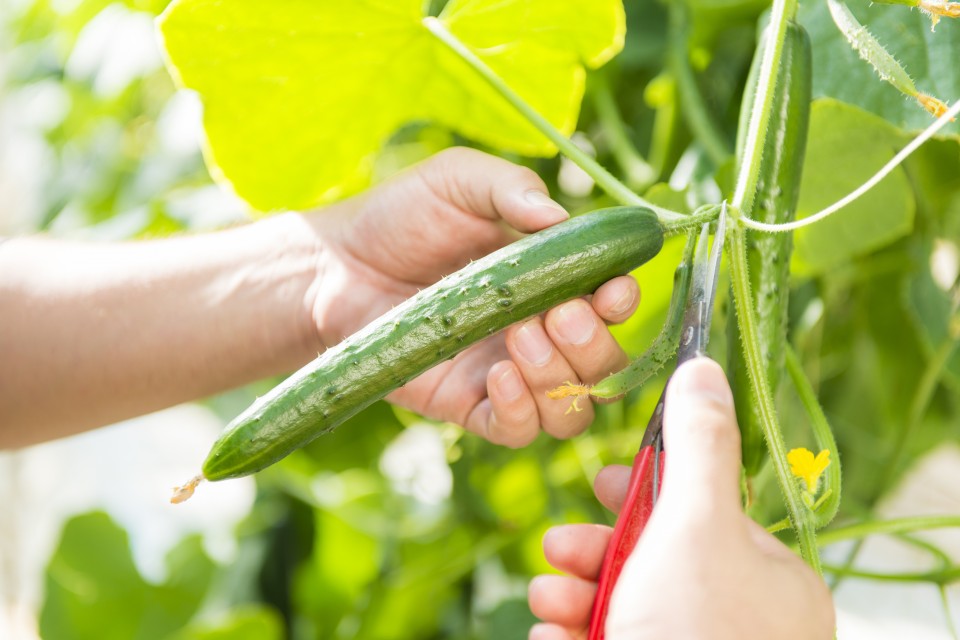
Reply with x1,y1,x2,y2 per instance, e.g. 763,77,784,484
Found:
489,411,539,448
495,425,540,449
543,405,593,439
512,164,545,188
432,145,475,165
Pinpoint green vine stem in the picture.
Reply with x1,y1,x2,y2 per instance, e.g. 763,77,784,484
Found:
661,204,722,236
590,71,658,191
646,78,681,179
729,224,821,572
897,532,953,571
422,17,685,225
668,3,732,166
941,586,960,640
785,346,842,528
814,516,960,547
822,563,960,585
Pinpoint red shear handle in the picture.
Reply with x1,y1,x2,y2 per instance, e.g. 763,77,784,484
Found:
587,446,666,640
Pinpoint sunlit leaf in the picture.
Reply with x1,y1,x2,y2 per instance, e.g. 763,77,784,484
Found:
158,0,625,210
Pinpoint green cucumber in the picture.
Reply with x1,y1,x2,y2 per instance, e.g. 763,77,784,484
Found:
590,232,697,399
729,21,812,477
199,207,663,483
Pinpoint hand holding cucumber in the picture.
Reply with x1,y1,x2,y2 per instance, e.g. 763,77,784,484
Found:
308,147,642,449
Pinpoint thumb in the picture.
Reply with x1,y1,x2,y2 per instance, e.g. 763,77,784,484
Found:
658,357,743,517
417,147,569,232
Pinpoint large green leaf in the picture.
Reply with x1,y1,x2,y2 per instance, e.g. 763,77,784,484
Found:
800,0,960,137
792,99,915,274
157,0,625,211
39,512,215,640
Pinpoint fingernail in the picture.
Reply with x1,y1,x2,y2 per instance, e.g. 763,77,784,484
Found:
528,575,548,596
554,300,596,346
529,623,550,639
541,526,561,549
671,359,733,408
496,366,523,402
609,284,638,316
515,322,553,365
524,190,568,217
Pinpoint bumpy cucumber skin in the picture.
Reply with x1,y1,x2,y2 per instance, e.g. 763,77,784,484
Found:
203,207,664,480
729,22,812,476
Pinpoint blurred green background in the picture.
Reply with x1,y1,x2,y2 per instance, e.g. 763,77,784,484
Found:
1,1,959,639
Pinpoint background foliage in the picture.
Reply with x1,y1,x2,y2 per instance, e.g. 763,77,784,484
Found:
2,0,959,638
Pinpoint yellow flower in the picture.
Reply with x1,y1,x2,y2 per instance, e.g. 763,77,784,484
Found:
787,448,831,494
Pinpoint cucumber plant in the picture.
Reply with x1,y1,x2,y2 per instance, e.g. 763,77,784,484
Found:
154,0,960,628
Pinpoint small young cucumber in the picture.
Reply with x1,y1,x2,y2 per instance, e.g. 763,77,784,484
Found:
729,21,812,477
201,207,664,482
589,232,697,399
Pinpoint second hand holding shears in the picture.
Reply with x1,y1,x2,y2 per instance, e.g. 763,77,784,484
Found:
587,203,727,640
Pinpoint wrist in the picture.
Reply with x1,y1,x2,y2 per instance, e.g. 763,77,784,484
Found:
293,200,362,353
242,211,329,368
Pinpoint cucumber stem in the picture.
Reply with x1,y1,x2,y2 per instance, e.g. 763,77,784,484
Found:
589,71,658,191
729,224,822,573
661,204,721,236
421,17,685,225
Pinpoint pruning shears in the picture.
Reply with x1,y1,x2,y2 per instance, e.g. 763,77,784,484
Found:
587,203,727,640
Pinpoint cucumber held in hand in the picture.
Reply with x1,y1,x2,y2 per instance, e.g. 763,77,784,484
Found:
172,206,664,501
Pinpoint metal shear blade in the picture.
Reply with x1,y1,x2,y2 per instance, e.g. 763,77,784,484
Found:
639,201,726,454
677,202,726,364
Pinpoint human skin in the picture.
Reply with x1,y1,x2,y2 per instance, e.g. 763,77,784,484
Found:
0,147,640,448
528,358,836,640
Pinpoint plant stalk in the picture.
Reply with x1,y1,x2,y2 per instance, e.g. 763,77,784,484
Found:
590,72,658,191
421,17,685,224
814,516,960,547
728,224,821,572
668,3,732,166
822,563,960,585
